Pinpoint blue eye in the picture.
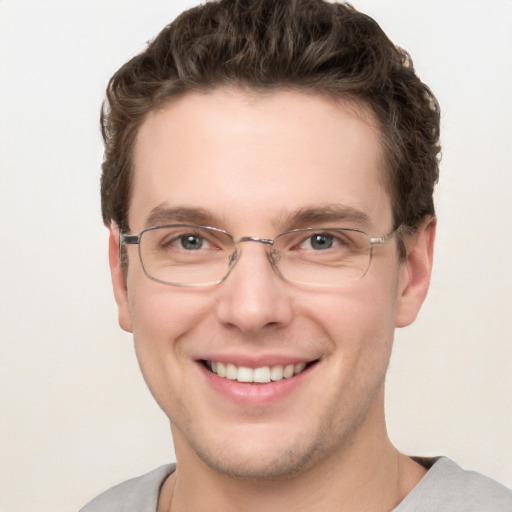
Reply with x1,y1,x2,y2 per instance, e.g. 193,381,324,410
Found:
179,234,205,250
308,233,334,250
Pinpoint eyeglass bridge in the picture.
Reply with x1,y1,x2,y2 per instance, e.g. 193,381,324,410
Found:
228,236,278,267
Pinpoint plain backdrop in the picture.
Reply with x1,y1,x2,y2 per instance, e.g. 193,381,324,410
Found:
0,1,511,510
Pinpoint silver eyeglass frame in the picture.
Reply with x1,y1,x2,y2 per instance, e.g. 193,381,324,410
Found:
120,224,403,287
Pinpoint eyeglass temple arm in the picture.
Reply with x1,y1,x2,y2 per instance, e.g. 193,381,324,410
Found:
120,234,141,245
369,225,404,245
118,233,140,258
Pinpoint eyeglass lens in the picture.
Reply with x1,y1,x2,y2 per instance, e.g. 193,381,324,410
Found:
136,225,373,287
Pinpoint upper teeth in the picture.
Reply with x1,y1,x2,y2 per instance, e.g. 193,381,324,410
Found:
208,361,307,383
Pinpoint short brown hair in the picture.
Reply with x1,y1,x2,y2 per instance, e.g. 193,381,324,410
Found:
101,0,440,236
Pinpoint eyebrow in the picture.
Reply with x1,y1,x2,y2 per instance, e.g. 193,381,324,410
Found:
279,205,373,231
144,203,372,232
144,204,219,228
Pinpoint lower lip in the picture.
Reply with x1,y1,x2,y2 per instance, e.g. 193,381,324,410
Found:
199,362,315,406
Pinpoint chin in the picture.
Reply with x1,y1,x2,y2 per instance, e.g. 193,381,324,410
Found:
180,422,331,480
197,445,319,480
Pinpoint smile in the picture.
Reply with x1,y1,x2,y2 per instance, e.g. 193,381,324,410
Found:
205,360,312,383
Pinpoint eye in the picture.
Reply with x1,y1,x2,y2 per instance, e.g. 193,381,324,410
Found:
178,234,208,250
301,233,338,250
157,230,214,251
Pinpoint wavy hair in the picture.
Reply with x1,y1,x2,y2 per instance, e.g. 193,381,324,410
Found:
101,0,440,241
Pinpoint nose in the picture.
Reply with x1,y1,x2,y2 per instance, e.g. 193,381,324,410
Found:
215,241,293,334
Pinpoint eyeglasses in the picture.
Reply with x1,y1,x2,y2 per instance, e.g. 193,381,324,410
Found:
120,224,402,287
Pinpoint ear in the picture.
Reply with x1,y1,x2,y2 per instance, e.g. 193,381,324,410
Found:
108,226,133,333
395,217,436,328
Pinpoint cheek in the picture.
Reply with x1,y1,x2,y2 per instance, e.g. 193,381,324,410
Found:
310,277,399,365
126,285,211,415
125,279,209,373
127,267,209,336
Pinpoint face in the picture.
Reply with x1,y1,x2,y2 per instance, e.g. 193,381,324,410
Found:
110,88,433,479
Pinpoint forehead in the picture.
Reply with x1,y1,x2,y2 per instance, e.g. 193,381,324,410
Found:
130,88,391,233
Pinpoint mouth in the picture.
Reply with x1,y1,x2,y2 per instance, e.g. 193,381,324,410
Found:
202,359,318,384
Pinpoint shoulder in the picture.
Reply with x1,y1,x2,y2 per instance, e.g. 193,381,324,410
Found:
396,457,512,512
79,464,176,512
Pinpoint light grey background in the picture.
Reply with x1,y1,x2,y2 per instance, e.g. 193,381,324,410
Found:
0,1,511,510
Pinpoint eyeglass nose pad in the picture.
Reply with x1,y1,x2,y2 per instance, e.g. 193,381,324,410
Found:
228,249,239,268
268,248,280,265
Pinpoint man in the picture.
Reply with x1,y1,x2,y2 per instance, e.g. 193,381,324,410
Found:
81,1,512,510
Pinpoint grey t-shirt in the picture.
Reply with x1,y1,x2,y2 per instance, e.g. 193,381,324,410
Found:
80,457,512,511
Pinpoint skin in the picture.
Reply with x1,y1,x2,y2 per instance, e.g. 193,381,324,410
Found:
109,88,435,511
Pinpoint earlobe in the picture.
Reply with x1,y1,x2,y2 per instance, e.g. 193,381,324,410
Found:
108,226,133,333
395,217,436,328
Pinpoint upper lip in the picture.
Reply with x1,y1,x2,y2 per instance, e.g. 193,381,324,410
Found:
197,354,319,368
